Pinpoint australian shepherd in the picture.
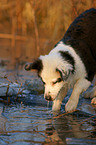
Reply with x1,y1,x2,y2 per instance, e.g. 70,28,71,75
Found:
25,8,96,112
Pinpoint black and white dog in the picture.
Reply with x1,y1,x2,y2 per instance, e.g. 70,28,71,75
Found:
25,8,96,112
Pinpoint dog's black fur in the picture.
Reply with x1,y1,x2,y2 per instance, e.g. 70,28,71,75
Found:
61,8,96,81
25,58,43,74
59,51,75,73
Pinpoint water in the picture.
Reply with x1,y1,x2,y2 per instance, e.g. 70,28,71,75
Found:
0,103,96,145
0,104,51,145
0,68,96,145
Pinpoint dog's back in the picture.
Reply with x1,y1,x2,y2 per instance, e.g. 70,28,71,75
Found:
63,8,96,81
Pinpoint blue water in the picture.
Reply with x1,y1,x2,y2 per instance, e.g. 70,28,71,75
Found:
0,102,96,145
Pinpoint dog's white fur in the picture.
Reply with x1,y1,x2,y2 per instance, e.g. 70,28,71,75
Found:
39,42,91,112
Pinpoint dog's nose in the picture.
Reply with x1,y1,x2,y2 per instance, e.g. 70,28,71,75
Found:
45,95,52,101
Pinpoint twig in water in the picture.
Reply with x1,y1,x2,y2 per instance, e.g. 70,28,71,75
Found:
48,109,77,122
15,83,23,101
6,84,10,97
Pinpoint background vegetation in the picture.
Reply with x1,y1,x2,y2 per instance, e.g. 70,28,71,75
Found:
0,0,96,68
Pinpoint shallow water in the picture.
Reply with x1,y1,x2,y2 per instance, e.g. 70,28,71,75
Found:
0,102,96,145
0,68,96,145
0,104,52,145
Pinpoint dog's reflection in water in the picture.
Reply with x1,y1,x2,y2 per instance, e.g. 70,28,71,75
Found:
44,124,64,145
43,113,96,145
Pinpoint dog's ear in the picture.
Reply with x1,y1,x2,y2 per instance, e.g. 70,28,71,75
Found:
56,68,70,81
25,58,43,73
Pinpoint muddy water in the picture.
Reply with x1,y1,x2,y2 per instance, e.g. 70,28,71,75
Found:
0,68,96,145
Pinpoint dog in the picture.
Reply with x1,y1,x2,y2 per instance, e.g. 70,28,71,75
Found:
25,8,96,112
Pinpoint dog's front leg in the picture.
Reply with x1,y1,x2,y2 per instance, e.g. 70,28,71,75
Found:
52,84,68,111
52,100,63,111
65,78,91,112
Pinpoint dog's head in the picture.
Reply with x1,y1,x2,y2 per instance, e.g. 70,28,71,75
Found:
25,46,75,101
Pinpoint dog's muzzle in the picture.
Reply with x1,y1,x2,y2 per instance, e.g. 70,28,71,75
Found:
45,95,53,101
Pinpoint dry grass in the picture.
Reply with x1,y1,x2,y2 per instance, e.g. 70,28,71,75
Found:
0,0,96,67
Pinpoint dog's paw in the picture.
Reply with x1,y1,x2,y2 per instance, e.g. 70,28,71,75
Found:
65,99,78,112
91,97,96,104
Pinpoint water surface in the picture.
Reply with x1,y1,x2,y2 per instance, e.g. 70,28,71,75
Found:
0,102,96,145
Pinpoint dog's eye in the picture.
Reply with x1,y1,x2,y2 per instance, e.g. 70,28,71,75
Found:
52,78,62,85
